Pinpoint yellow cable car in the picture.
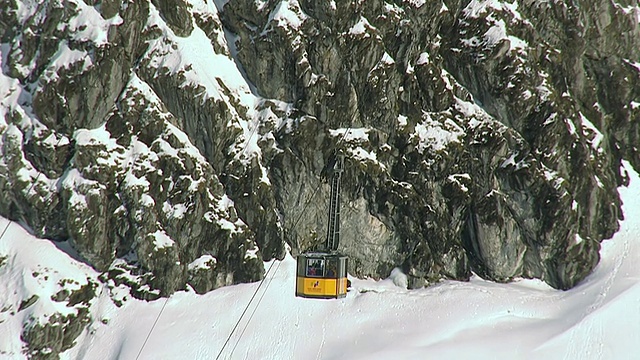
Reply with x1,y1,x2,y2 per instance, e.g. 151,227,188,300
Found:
296,252,348,299
295,154,349,299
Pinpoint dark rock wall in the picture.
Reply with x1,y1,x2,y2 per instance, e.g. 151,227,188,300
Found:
221,0,638,290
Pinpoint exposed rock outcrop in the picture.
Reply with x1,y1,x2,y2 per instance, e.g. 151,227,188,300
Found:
222,0,637,289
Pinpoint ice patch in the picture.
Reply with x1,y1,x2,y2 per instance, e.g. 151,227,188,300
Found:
66,0,123,46
144,3,256,110
416,52,430,65
381,52,395,65
389,267,408,289
500,153,517,168
349,16,373,36
42,42,92,82
580,112,604,150
152,230,175,250
413,115,464,153
140,194,155,207
349,147,379,165
245,247,259,260
448,173,471,192
329,128,370,143
404,0,426,8
218,219,237,232
188,255,217,271
397,114,408,127
163,202,188,219
406,62,415,74
464,0,511,18
269,0,307,30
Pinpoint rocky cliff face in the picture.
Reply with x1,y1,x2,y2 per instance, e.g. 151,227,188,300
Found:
222,0,637,288
0,0,638,357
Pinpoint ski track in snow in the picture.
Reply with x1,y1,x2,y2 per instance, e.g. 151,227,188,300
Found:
315,311,326,360
534,161,640,360
566,231,630,360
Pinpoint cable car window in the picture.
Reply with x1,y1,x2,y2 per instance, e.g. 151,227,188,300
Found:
326,258,337,278
306,259,325,277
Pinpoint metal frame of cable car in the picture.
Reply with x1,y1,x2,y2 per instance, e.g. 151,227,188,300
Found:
295,154,349,299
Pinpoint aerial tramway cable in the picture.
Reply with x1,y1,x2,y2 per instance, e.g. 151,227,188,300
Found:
216,124,354,357
228,259,283,358
135,296,171,360
138,118,264,360
215,259,279,360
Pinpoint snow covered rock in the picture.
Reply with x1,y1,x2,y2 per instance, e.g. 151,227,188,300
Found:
0,0,265,302
0,0,638,313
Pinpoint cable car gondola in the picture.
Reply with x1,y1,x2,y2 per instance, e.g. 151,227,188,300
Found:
295,154,349,299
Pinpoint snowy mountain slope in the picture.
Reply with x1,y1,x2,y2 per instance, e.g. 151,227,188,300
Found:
0,226,99,358
1,161,639,359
